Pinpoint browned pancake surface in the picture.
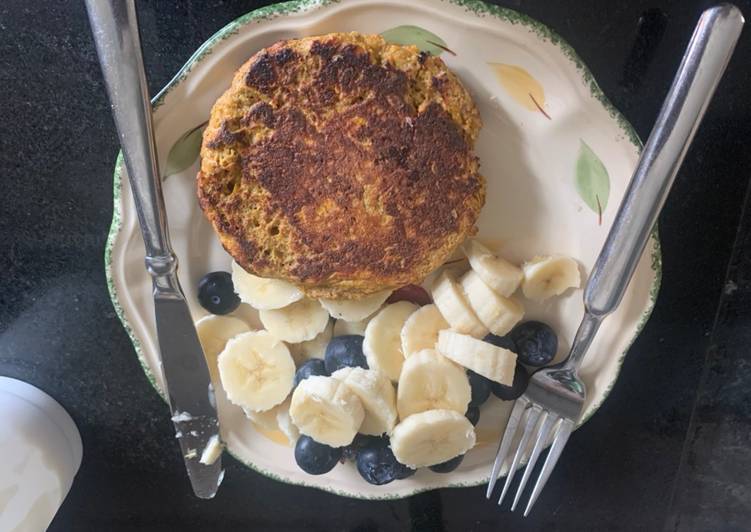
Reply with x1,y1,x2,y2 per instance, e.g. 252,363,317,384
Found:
198,32,483,299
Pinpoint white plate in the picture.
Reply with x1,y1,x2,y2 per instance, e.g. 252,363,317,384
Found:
105,0,661,499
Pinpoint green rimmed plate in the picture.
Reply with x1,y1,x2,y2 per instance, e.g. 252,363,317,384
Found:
105,0,661,499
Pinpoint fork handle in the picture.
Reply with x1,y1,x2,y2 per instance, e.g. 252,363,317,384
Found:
584,4,743,317
568,5,744,370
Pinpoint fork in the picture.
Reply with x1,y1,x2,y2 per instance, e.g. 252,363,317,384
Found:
486,4,744,516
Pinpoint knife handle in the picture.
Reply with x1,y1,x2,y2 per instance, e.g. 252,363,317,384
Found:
85,0,177,283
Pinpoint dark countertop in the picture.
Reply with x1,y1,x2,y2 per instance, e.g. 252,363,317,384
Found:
1,1,750,530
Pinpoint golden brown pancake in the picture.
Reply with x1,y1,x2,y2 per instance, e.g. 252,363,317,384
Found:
198,32,484,299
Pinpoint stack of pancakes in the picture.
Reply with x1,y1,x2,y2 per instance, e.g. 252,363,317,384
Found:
198,32,484,300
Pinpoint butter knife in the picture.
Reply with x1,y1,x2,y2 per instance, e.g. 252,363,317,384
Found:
86,0,222,498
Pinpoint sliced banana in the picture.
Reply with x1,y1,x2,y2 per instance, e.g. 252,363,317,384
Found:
437,329,517,386
460,270,524,336
231,261,303,310
431,271,488,338
243,404,281,432
390,409,476,468
521,255,581,301
396,349,471,420
195,314,250,383
259,298,329,343
289,375,365,447
332,367,397,436
245,398,298,444
218,330,295,412
288,319,333,365
320,289,391,322
275,399,299,444
462,240,523,297
400,303,449,357
230,302,264,330
333,316,371,337
363,301,419,382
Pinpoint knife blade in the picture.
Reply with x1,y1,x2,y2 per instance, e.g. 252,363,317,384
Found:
85,0,222,498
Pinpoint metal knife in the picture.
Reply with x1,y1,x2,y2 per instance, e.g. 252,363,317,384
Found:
86,0,222,498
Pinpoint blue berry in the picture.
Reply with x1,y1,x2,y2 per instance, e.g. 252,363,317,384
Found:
491,362,529,400
197,271,240,315
294,435,341,475
465,406,480,426
342,434,376,462
356,438,408,485
510,321,558,366
467,370,492,407
293,359,328,389
484,333,516,352
429,454,464,473
324,335,367,374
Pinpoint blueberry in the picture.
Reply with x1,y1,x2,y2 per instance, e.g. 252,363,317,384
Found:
509,321,558,366
484,333,516,352
429,454,464,473
294,435,342,475
293,359,328,389
197,271,240,315
465,406,480,426
467,370,492,407
394,462,417,480
324,335,368,374
356,438,408,485
491,362,529,400
341,434,376,462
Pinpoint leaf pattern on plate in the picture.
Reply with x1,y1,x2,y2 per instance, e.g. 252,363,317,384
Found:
381,25,454,56
163,121,207,178
489,63,550,119
575,140,610,224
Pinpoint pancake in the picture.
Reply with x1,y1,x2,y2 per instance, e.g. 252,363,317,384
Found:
197,32,484,299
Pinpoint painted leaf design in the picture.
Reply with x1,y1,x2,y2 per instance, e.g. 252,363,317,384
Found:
380,25,451,56
489,63,550,119
163,123,206,178
575,140,610,221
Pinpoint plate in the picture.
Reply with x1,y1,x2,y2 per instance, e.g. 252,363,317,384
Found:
106,0,661,499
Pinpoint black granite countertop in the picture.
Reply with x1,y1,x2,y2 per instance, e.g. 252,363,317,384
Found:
1,1,750,530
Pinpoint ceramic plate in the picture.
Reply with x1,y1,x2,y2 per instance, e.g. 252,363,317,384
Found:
106,0,661,499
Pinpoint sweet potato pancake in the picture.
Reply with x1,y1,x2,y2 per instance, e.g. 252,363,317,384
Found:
198,32,484,299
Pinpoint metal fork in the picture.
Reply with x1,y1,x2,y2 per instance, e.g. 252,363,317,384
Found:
486,4,744,516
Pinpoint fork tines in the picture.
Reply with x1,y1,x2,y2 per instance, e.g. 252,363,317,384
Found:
486,399,575,516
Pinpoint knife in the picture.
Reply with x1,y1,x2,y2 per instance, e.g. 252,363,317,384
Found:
86,0,222,498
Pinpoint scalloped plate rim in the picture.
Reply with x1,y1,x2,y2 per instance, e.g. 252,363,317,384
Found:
104,0,662,500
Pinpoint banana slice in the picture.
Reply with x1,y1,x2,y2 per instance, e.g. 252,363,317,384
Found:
437,330,517,385
231,261,303,310
230,303,264,330
245,398,298,444
275,399,299,444
460,270,524,336
333,316,371,337
390,409,476,468
259,298,329,343
288,319,334,365
218,330,295,412
400,304,449,357
431,271,488,338
396,349,471,420
332,367,397,436
289,375,365,447
462,240,523,297
195,314,250,383
320,290,391,322
243,404,281,431
363,301,419,382
521,255,581,301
